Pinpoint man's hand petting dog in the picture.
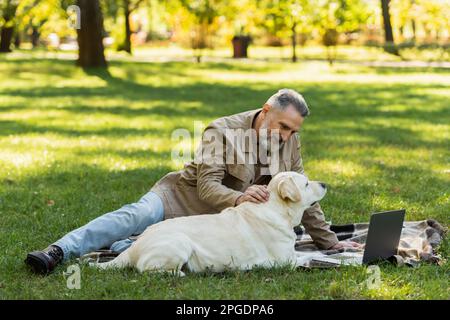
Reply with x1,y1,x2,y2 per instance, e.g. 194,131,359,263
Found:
329,241,362,250
236,185,270,205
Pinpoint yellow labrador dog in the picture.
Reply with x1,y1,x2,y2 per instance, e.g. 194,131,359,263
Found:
95,171,327,275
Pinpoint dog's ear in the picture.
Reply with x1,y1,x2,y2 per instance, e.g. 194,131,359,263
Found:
277,176,302,202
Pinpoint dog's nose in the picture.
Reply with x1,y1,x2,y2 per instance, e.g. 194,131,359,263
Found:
319,182,327,189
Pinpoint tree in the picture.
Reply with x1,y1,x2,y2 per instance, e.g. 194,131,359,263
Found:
259,0,369,64
259,0,290,47
115,0,146,54
389,0,449,44
16,0,68,49
0,0,19,52
178,0,224,63
289,1,312,63
76,0,107,67
418,0,449,43
260,0,313,63
391,0,413,42
314,0,370,65
380,0,398,54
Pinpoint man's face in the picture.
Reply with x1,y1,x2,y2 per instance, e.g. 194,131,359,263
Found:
259,104,304,151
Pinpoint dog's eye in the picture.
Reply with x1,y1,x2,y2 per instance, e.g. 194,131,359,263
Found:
305,182,309,187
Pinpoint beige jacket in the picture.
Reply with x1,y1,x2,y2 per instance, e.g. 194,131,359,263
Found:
151,109,339,249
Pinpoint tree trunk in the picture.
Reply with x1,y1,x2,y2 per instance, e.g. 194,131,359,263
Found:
123,0,132,54
291,22,297,63
381,0,394,43
380,0,399,55
0,1,18,53
31,26,40,48
194,24,203,63
411,20,416,41
326,46,335,66
76,0,107,68
0,26,14,52
147,0,153,41
14,30,20,48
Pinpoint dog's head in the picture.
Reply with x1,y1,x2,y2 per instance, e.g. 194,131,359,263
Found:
268,171,327,225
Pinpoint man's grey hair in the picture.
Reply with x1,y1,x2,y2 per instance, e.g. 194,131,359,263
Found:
266,88,310,117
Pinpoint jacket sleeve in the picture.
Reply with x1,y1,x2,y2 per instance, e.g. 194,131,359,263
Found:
292,134,339,249
195,127,244,212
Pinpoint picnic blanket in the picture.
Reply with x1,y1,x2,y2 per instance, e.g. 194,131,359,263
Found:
81,219,447,269
294,219,447,268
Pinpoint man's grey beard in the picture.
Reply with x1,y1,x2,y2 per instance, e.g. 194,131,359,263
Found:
258,121,283,155
258,121,283,175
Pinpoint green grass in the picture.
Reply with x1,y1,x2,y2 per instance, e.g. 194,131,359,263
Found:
126,44,450,62
0,52,449,299
14,43,450,63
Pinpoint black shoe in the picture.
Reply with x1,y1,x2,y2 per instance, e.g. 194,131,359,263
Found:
25,245,64,275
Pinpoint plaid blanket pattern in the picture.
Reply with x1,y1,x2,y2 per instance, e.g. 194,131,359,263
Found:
294,219,447,268
81,219,447,269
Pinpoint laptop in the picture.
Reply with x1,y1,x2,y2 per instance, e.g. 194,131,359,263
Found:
362,209,405,264
310,209,405,267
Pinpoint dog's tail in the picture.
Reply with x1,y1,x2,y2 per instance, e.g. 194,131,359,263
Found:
94,250,131,270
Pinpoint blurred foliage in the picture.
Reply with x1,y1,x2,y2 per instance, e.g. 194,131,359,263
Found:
386,0,450,45
1,0,449,60
15,0,72,40
0,0,18,27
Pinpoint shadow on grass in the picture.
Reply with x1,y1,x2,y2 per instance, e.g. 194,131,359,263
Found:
1,164,174,242
1,83,448,156
0,119,166,137
1,59,448,204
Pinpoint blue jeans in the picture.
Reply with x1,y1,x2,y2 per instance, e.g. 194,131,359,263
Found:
54,191,164,261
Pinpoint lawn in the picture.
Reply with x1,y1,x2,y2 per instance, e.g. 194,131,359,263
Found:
0,52,448,299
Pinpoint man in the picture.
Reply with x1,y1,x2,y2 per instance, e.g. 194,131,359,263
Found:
25,88,359,275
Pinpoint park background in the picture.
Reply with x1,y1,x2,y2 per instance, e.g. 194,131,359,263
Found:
0,0,449,299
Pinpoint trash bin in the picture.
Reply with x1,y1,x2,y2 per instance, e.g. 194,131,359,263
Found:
232,35,251,58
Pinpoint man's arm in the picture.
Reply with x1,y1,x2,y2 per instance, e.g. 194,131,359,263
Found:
197,162,244,212
300,202,339,249
291,134,339,250
196,127,244,212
